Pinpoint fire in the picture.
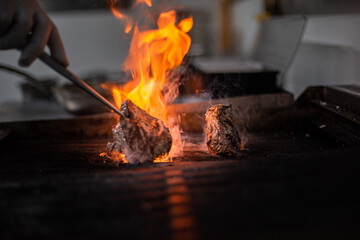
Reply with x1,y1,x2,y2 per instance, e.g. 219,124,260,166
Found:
134,0,152,7
109,2,193,163
154,154,171,163
111,10,193,123
99,152,128,164
110,8,133,34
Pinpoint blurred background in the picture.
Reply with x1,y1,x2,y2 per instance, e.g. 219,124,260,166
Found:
1,0,360,104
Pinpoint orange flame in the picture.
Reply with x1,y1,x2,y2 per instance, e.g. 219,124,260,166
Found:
134,0,152,7
110,7,133,33
100,152,128,164
112,10,192,123
110,6,193,163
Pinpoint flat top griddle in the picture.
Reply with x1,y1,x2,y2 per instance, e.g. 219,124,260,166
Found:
1,86,360,239
1,127,359,239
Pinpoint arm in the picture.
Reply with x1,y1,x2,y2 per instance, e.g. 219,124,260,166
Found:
0,0,68,67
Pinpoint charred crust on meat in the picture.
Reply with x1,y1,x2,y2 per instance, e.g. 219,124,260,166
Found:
108,99,172,164
205,104,241,156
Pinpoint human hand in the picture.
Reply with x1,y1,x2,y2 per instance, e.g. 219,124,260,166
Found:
0,0,69,67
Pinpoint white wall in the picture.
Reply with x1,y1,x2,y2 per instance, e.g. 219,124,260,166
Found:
232,0,263,57
229,3,360,98
171,0,221,56
0,10,130,103
4,2,360,103
0,0,222,104
284,15,360,98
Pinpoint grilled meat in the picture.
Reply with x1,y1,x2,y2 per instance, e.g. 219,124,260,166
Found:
108,100,172,164
205,104,241,156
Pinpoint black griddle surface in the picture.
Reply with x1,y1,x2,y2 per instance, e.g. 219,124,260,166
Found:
1,126,360,239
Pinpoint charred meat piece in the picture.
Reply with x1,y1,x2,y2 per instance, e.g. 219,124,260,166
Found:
205,104,241,156
108,100,172,164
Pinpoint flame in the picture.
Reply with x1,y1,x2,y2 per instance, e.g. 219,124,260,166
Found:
154,154,171,163
111,10,192,123
134,0,152,7
110,7,133,33
178,16,193,33
109,6,193,163
100,152,128,164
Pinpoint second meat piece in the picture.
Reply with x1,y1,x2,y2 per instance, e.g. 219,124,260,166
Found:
205,104,241,156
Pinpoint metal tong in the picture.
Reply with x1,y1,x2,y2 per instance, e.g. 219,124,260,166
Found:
39,52,125,118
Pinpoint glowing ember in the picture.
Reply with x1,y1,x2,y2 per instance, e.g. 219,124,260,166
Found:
154,154,171,163
109,0,193,163
99,152,128,164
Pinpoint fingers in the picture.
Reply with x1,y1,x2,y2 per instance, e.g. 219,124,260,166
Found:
0,0,69,67
19,11,51,67
19,18,69,68
0,9,33,50
19,9,69,67
0,2,13,37
47,25,69,67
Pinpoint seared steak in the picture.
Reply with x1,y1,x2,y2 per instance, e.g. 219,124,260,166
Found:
108,100,172,164
205,104,241,156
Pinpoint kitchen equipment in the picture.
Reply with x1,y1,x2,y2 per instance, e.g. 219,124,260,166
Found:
192,15,307,98
39,52,125,118
0,63,53,100
0,129,10,142
0,85,359,239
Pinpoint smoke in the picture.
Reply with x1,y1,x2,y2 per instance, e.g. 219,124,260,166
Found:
195,77,251,152
167,115,185,158
163,70,182,105
231,105,254,151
